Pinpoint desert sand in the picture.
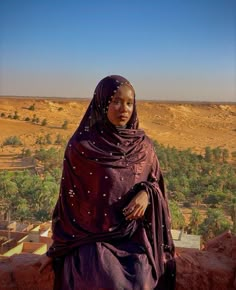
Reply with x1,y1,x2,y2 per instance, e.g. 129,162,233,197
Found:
0,97,235,170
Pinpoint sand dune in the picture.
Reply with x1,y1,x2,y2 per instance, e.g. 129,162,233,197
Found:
0,97,235,170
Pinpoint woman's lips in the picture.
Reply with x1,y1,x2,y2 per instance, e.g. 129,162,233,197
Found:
119,115,128,120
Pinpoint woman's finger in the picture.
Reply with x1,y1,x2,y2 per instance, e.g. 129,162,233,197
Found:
123,204,136,216
125,207,137,219
125,206,143,220
132,207,144,219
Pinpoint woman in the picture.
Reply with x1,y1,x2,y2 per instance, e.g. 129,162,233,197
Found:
39,75,176,290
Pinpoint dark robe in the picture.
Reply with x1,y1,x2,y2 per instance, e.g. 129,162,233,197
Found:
47,75,176,290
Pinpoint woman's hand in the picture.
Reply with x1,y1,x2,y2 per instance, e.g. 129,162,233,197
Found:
123,190,149,220
35,253,53,273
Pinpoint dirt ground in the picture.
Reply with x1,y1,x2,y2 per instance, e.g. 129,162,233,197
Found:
0,97,235,170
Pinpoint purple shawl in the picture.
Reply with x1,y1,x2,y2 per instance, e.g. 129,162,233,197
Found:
48,75,175,289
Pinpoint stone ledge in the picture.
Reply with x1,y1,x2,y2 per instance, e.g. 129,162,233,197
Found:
0,253,53,290
0,232,235,290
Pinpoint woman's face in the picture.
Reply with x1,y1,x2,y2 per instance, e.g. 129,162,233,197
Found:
107,85,134,127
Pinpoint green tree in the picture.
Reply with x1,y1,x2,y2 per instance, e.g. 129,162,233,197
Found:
193,194,203,208
189,208,202,234
34,148,64,171
0,170,60,222
204,146,212,162
230,199,236,234
169,200,185,229
222,149,229,163
212,147,222,163
16,197,32,220
199,208,231,240
35,175,59,220
0,172,19,219
231,151,236,160
204,190,226,207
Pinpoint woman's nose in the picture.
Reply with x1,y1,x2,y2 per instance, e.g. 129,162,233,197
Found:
120,103,128,112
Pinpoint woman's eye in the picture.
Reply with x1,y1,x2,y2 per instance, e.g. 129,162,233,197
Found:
113,100,121,104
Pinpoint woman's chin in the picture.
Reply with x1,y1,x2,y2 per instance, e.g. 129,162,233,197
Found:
115,121,128,127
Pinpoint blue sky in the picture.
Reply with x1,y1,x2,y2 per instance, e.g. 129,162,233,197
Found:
0,0,235,101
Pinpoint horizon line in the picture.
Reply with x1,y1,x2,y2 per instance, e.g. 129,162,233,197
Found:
0,95,235,105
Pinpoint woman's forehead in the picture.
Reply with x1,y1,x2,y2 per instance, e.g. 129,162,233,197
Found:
114,85,135,99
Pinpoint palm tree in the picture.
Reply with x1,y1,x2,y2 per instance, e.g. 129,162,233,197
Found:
189,208,202,234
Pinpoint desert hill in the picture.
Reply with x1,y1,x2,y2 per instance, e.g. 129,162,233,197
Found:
0,97,235,170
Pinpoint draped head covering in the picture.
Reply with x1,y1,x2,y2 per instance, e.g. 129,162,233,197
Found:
79,75,139,130
48,75,176,290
